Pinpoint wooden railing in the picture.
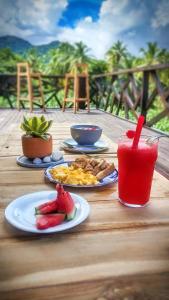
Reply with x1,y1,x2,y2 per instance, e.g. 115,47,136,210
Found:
0,63,169,127
0,74,65,109
91,63,169,127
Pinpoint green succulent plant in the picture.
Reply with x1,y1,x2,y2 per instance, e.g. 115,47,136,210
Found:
20,115,53,140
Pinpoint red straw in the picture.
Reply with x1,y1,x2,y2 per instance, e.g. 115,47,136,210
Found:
126,130,135,139
132,115,145,149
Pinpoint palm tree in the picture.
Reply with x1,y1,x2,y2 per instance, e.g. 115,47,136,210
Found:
140,42,166,65
47,42,75,74
106,41,128,71
89,58,108,75
47,41,91,74
70,41,91,66
122,54,137,69
25,48,45,72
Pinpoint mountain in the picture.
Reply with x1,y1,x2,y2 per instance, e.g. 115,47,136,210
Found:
0,36,32,53
0,35,60,54
36,41,60,55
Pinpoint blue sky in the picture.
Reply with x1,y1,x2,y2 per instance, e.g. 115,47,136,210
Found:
0,0,169,58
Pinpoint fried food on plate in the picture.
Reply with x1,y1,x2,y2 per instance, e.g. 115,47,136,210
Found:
49,157,115,186
49,165,98,185
72,157,115,180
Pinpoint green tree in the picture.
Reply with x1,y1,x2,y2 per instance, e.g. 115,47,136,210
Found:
122,54,137,69
47,41,91,74
89,59,108,75
106,41,128,71
0,48,22,73
24,48,45,72
70,41,91,66
140,42,166,65
47,42,75,74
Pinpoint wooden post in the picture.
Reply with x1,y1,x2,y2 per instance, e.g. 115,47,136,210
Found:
38,75,45,112
105,75,117,111
86,76,90,112
17,66,21,110
141,71,149,123
27,68,33,113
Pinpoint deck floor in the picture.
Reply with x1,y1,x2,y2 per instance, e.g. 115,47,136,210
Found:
0,108,169,178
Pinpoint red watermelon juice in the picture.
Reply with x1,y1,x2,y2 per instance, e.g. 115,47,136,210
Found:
117,137,158,207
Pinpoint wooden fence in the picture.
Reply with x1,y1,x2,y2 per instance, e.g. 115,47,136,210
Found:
92,63,169,127
0,63,169,127
0,74,64,109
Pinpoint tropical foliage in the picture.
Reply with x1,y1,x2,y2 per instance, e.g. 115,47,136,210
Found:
0,48,21,73
0,40,168,75
0,40,168,132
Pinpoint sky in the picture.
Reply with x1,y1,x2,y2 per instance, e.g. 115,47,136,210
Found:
0,0,169,58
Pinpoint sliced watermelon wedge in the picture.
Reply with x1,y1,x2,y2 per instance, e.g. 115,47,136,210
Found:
56,184,76,220
56,184,66,212
35,200,58,215
65,191,77,220
36,213,65,230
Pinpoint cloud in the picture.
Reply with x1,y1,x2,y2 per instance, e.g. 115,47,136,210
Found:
151,0,169,28
17,0,67,33
0,0,145,57
57,0,144,58
0,0,68,39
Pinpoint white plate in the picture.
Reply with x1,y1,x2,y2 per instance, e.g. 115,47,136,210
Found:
45,161,118,188
5,191,90,233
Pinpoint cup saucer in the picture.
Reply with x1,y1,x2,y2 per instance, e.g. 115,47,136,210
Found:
62,138,108,153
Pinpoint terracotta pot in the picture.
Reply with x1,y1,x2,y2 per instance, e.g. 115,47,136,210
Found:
22,134,52,158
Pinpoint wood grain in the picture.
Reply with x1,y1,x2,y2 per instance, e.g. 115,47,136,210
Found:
0,109,169,300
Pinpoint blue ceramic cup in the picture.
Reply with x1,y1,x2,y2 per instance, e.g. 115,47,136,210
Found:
70,125,102,145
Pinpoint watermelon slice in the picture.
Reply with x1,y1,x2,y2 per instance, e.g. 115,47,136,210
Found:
35,200,58,215
36,213,65,230
65,191,77,220
56,184,76,220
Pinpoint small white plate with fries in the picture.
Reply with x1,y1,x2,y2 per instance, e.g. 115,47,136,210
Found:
44,158,118,188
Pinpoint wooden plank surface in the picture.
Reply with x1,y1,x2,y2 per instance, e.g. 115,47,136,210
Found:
0,109,168,176
0,109,169,300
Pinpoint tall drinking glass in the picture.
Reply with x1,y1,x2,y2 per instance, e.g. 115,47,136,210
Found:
117,136,158,207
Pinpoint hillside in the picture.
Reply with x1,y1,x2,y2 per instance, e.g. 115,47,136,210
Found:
0,35,60,54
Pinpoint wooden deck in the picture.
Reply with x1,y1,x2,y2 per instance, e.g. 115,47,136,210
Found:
0,108,169,300
0,108,169,178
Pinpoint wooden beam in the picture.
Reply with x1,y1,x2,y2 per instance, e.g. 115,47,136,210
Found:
150,70,169,109
146,88,157,109
92,63,169,78
104,75,117,111
146,108,169,127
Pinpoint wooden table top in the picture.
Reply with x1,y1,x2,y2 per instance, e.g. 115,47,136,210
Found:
0,121,169,300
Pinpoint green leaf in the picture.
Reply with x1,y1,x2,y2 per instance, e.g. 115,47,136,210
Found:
40,115,45,123
41,134,48,140
20,123,31,132
31,116,38,131
31,131,48,140
44,120,53,132
38,121,48,133
39,120,53,133
23,116,29,126
30,131,42,137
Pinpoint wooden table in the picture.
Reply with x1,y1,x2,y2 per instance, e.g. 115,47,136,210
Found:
0,122,169,300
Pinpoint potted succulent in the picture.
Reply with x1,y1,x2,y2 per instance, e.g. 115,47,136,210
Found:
20,115,53,158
